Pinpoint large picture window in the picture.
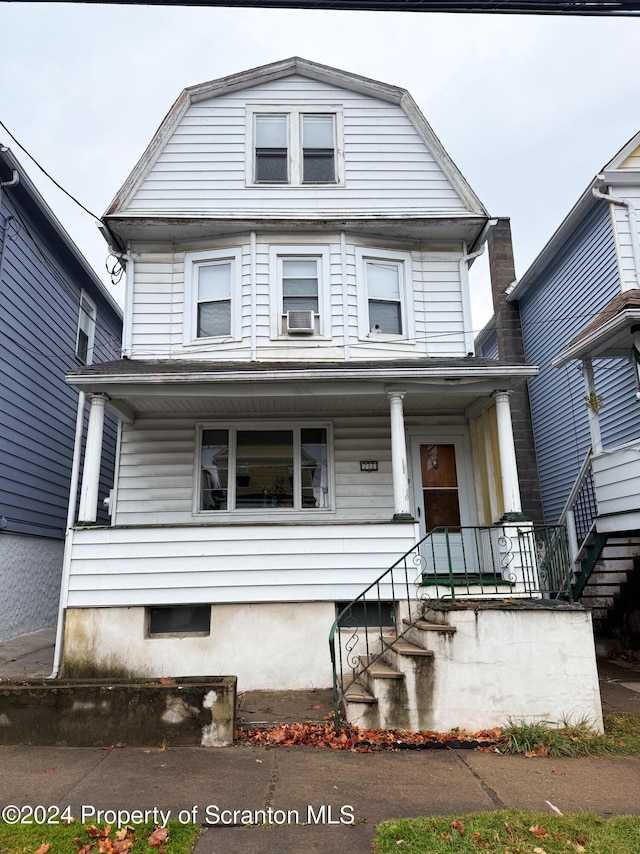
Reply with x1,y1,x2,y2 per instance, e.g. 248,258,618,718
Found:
199,425,330,512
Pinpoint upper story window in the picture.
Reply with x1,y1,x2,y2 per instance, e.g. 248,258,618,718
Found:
248,106,343,187
76,291,96,365
355,248,414,341
255,114,288,183
269,245,330,338
302,115,335,183
183,248,242,345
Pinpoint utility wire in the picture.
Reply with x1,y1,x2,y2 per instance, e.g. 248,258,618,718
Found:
0,119,101,221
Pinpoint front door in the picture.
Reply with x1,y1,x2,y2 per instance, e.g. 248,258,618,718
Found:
410,435,476,579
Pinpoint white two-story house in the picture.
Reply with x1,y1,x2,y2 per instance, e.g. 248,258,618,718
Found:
52,59,601,728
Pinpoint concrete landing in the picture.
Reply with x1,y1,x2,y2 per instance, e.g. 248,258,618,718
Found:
0,627,56,679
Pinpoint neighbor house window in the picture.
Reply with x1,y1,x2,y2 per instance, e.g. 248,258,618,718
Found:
355,248,414,340
199,424,330,512
184,248,241,344
248,107,342,186
76,291,96,365
269,245,330,337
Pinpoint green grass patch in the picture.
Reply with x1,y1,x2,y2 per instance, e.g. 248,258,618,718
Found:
497,714,640,757
0,820,199,853
373,810,640,853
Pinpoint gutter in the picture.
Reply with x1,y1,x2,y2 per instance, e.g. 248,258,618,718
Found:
593,177,640,288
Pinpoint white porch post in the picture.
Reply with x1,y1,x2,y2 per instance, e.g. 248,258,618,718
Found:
492,390,525,521
78,393,108,524
581,359,603,454
388,390,412,520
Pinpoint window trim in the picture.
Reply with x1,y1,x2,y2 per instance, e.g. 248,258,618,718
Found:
355,248,414,342
246,105,344,187
269,245,332,339
76,290,97,365
183,247,242,346
194,421,334,517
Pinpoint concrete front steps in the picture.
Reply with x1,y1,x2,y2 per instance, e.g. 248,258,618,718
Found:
343,619,455,732
340,600,604,734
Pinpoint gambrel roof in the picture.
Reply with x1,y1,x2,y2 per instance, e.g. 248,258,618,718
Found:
104,57,488,240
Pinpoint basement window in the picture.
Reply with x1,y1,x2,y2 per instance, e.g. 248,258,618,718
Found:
147,605,211,637
335,601,395,628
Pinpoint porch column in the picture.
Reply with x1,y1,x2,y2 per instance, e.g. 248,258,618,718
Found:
78,393,108,524
492,390,526,521
387,390,412,520
581,359,603,454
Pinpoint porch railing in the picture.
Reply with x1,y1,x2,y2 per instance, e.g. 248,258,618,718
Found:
328,523,571,731
559,448,597,563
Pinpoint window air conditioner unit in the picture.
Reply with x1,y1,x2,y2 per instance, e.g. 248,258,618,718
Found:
286,310,315,335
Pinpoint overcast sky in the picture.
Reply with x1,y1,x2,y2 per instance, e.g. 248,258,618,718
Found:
2,3,639,332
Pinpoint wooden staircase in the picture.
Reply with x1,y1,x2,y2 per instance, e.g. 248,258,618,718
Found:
343,618,456,731
573,532,640,633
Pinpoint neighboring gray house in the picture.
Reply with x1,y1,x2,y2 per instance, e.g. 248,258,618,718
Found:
477,131,640,645
0,145,122,641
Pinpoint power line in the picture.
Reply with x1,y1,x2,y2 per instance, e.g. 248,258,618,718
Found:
0,119,101,221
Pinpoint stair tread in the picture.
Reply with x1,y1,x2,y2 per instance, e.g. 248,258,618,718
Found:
382,637,434,657
343,684,377,705
364,661,403,679
404,619,456,633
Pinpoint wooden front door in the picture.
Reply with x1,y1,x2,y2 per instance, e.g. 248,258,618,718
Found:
411,438,476,578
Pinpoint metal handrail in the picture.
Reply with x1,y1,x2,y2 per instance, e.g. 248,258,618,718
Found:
328,523,571,732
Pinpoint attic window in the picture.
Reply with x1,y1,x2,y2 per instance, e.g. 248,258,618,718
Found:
248,106,343,187
255,114,288,183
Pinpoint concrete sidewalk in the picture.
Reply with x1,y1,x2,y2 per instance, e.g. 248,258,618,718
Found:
1,630,640,852
0,742,639,853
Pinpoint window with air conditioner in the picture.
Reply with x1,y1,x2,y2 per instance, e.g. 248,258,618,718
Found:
269,245,331,338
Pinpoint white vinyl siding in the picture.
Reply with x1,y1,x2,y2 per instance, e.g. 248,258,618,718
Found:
65,522,417,608
610,184,640,291
128,237,467,361
113,417,399,526
124,77,468,217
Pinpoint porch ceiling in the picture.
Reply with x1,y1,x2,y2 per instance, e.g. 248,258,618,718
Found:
67,358,537,421
552,304,640,366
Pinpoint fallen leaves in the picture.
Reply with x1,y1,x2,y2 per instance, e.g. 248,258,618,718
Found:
69,824,168,854
529,824,549,838
34,845,51,854
236,722,501,751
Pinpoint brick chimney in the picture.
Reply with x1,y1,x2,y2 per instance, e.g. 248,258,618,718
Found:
488,218,544,524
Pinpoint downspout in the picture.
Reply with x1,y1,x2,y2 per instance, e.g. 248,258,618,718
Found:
49,390,87,678
593,181,640,288
459,219,496,355
0,154,19,287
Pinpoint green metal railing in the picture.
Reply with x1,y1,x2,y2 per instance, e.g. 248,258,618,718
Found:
328,523,571,731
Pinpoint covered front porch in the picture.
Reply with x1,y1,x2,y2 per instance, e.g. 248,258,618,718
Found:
54,357,541,687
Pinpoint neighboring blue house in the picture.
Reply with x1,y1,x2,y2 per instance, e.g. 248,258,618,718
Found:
477,131,640,644
0,145,122,641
